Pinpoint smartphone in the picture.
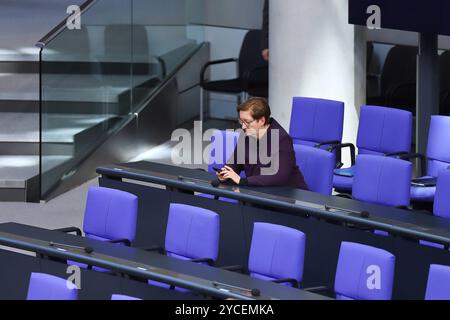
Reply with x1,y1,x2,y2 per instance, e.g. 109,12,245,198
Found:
212,166,223,173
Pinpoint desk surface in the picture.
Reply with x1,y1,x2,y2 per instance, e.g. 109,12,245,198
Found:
97,161,450,247
0,222,327,300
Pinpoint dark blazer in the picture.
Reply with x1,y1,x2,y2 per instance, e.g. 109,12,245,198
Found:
261,0,269,50
227,118,308,190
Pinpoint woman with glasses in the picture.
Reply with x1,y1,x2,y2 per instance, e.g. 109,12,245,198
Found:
217,97,308,190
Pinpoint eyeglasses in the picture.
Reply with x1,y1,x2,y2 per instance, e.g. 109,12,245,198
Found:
238,118,257,126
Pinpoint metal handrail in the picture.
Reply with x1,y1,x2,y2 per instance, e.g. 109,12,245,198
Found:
35,0,97,48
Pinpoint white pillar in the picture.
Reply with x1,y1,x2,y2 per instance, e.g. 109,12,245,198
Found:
270,0,366,166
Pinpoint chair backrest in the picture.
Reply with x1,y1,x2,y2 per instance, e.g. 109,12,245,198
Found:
427,116,450,177
248,222,306,285
27,273,78,300
83,187,138,243
289,97,344,147
334,242,395,300
353,155,412,207
357,105,412,155
165,203,220,262
294,144,335,195
111,294,141,300
433,169,450,219
380,45,417,110
207,130,240,173
238,30,268,83
425,264,450,300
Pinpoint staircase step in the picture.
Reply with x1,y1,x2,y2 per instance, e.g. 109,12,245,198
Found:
0,73,38,101
0,112,39,142
0,156,40,202
0,156,39,188
43,114,119,143
0,142,38,155
0,100,38,113
0,61,38,73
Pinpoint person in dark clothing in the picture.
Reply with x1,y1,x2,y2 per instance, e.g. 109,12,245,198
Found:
261,0,269,61
217,97,308,190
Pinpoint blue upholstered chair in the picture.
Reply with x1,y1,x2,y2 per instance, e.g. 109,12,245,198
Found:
247,222,306,288
403,116,450,203
352,155,412,207
420,169,450,248
82,187,138,245
294,144,335,195
27,273,78,300
289,97,344,150
332,105,412,193
425,264,450,300
58,186,138,271
148,203,220,290
111,294,142,300
334,242,396,300
433,169,450,219
163,203,220,262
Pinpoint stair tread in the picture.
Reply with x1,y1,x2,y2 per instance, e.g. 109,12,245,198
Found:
0,155,71,188
0,155,39,188
0,112,118,143
0,73,38,100
0,112,38,142
0,73,156,102
43,114,119,143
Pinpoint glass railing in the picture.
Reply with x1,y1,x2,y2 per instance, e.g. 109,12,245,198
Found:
38,0,204,198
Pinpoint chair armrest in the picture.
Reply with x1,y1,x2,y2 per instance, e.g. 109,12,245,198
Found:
327,143,356,167
144,246,166,255
221,265,245,273
385,151,409,157
271,278,299,288
314,140,341,149
335,193,353,199
200,58,238,87
316,140,342,167
190,258,214,266
398,152,427,176
398,152,426,160
54,227,82,236
108,239,131,247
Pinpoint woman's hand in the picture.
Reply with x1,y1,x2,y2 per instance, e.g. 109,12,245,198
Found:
221,166,241,185
261,49,269,61
217,169,227,182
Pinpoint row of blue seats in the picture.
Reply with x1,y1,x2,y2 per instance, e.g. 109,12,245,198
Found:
37,186,450,299
207,98,450,203
290,98,449,204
